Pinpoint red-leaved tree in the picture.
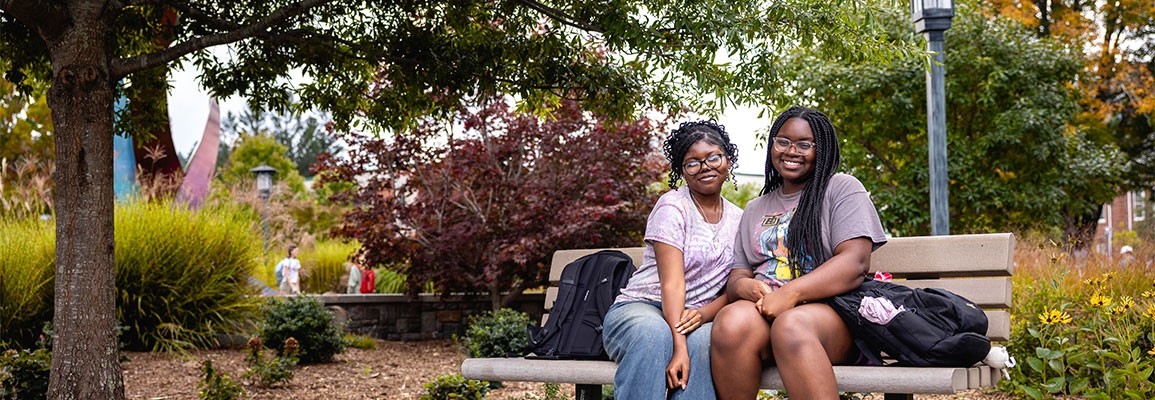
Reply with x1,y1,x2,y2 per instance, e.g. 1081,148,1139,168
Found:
316,99,666,308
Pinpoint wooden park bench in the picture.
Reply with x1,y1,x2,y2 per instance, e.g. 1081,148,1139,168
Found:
462,233,1015,400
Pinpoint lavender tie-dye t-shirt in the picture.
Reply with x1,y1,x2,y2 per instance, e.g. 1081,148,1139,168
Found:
615,186,743,309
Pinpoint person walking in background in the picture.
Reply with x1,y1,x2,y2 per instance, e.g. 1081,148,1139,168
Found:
1119,245,1136,268
710,106,888,400
346,262,363,294
602,120,744,400
276,245,302,295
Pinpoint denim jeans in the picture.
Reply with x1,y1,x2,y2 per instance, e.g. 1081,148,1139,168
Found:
603,301,715,400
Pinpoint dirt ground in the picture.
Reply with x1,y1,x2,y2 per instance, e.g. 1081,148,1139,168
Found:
121,339,1013,399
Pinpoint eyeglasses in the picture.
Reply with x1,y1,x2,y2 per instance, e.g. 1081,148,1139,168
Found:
772,137,815,153
683,154,726,175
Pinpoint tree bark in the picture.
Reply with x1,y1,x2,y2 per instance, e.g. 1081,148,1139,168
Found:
1063,203,1102,251
44,2,124,399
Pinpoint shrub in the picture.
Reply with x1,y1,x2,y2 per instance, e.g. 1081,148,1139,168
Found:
0,218,53,348
115,200,264,352
419,374,490,400
462,308,530,358
197,359,245,400
0,347,51,399
300,239,359,294
241,336,298,388
1001,237,1155,399
258,295,348,364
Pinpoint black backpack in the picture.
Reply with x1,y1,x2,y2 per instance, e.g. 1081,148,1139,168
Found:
526,250,635,360
825,279,991,367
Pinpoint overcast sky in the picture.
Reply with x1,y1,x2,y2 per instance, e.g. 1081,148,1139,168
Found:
167,65,771,176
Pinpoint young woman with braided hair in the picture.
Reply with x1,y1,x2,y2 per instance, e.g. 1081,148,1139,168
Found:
710,107,888,400
602,120,743,400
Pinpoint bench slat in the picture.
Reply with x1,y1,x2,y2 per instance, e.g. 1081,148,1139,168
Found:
544,277,1011,311
869,233,1015,278
549,248,644,282
462,358,973,394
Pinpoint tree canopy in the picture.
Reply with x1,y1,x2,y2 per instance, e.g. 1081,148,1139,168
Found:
781,1,1124,239
983,0,1155,190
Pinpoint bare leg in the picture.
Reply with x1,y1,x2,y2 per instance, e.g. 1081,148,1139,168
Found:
711,300,771,400
769,303,855,400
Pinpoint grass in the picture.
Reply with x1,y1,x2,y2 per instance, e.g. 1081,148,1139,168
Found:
0,218,54,347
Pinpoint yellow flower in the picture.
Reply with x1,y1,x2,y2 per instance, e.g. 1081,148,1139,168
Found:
1144,305,1155,320
1038,309,1073,325
1149,346,1155,356
1142,290,1155,298
1089,292,1112,308
1118,296,1136,312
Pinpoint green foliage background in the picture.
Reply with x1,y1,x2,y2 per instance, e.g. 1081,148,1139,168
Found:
219,133,306,195
780,0,1123,236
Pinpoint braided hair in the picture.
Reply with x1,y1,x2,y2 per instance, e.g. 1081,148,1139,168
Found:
761,106,842,277
662,120,740,189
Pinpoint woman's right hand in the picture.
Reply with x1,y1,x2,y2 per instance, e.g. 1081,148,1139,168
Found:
666,350,691,390
737,277,772,302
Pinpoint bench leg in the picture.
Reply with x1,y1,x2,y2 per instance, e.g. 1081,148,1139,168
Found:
883,394,913,400
575,384,602,400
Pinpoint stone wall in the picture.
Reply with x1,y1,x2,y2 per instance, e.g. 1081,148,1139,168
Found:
318,293,546,341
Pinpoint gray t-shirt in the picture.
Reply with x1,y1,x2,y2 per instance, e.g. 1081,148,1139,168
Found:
615,186,743,309
733,173,887,289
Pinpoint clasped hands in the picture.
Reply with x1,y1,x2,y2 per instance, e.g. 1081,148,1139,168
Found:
743,278,791,321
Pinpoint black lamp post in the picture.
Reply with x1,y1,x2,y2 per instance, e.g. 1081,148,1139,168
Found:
912,0,954,236
250,163,277,255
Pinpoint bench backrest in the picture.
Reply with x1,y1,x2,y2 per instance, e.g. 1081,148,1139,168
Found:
543,233,1015,341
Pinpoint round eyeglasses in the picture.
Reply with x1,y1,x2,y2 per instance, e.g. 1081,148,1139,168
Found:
772,137,815,153
683,154,726,175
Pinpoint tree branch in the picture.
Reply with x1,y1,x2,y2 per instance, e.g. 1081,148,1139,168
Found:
509,0,604,33
1,0,69,43
110,0,333,78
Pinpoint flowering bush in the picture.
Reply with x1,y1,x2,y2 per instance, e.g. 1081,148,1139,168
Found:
1002,239,1155,399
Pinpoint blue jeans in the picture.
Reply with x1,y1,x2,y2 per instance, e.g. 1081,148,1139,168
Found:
603,301,715,400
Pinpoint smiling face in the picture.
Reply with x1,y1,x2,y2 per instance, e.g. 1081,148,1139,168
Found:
682,139,730,197
771,117,816,194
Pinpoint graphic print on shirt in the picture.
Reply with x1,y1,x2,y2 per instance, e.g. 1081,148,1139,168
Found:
755,206,811,289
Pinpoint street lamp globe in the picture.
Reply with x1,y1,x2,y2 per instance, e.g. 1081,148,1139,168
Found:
911,0,954,34
250,164,277,200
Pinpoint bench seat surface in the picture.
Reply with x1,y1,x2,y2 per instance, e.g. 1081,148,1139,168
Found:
462,358,998,394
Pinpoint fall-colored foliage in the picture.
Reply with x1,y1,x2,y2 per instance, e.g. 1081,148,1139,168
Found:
317,99,667,307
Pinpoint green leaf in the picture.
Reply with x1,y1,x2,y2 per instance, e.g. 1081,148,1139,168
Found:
1043,377,1065,393
1027,357,1044,372
1020,386,1043,400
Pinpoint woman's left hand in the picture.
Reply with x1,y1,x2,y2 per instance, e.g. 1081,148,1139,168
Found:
675,308,703,335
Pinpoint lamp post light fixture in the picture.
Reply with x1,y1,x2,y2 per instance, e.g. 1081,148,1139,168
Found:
912,0,954,236
250,163,277,255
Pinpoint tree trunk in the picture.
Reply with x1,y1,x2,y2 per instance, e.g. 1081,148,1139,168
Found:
45,4,124,399
1063,203,1101,251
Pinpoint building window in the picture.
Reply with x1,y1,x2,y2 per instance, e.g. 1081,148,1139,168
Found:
1099,203,1108,224
1135,190,1147,221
